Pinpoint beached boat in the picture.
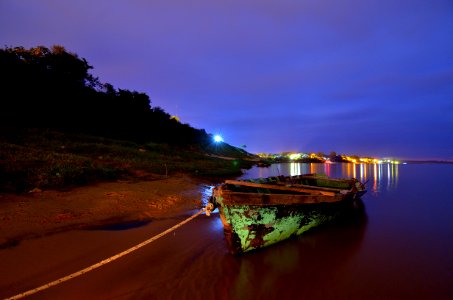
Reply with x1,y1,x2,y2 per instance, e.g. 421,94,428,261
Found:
206,174,366,255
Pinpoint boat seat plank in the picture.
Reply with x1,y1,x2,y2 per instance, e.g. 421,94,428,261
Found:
224,180,336,197
274,182,347,192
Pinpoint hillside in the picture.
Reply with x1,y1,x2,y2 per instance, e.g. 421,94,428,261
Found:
0,45,258,192
0,128,258,193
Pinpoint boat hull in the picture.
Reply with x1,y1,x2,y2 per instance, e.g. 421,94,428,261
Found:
213,189,359,255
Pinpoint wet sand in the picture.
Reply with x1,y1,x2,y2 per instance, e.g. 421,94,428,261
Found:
0,174,215,299
0,207,368,300
0,174,209,249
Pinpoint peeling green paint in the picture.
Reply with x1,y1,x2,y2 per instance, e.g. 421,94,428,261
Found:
217,195,344,253
211,174,366,254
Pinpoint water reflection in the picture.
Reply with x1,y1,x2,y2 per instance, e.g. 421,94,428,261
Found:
220,200,368,299
241,162,400,192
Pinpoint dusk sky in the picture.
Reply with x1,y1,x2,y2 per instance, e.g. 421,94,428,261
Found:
1,0,452,160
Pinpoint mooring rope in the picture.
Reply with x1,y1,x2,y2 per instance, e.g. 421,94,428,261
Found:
3,209,205,300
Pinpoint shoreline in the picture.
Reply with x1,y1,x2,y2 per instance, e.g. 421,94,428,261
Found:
0,174,213,249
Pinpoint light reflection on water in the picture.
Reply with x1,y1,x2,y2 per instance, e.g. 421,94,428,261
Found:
185,163,451,299
240,162,400,192
142,163,451,300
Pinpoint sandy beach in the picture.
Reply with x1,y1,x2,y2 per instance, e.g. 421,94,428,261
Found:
0,174,212,249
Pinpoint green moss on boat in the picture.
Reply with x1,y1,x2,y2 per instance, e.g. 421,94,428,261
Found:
208,174,366,255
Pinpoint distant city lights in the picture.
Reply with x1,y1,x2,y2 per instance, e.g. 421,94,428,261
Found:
289,153,301,160
257,152,403,165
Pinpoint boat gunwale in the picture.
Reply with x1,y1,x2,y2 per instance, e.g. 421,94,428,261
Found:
224,180,341,196
216,189,353,206
288,174,359,183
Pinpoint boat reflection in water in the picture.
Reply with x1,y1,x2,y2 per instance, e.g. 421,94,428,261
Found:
217,198,367,299
241,162,399,193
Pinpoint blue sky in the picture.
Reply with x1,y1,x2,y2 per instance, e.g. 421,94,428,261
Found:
1,0,452,160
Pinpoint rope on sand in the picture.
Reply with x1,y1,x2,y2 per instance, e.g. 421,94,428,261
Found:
4,209,205,300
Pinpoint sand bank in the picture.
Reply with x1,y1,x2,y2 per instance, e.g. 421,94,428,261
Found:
0,175,213,248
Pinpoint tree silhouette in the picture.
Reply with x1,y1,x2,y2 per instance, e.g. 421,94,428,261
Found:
0,45,211,147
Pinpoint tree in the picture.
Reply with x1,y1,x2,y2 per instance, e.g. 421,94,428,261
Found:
329,151,337,161
0,45,215,146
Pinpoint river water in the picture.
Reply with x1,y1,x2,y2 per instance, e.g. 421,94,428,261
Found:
1,163,452,300
230,162,453,299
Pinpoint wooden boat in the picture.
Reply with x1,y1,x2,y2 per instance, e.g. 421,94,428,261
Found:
206,174,366,255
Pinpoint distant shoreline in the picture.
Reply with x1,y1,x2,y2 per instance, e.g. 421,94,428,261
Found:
403,160,453,164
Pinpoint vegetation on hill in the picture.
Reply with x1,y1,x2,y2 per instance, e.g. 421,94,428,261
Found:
0,45,210,145
0,45,257,192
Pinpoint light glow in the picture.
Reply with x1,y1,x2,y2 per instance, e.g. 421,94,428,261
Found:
289,153,301,160
213,135,223,143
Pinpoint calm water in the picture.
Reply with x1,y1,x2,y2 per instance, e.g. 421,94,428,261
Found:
226,162,453,299
1,163,452,300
